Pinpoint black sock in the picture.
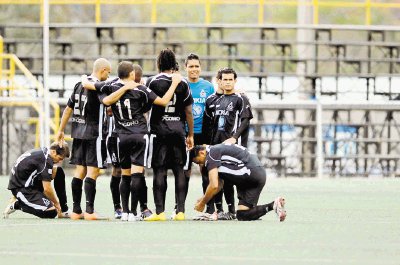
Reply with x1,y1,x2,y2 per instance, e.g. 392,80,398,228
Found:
224,182,235,214
71,178,83,214
130,173,145,216
205,198,216,214
14,200,21,210
153,168,167,215
139,177,148,212
236,205,269,221
110,175,121,210
264,202,274,212
184,170,190,200
172,165,186,213
214,190,224,212
84,178,96,214
119,175,131,213
54,167,68,212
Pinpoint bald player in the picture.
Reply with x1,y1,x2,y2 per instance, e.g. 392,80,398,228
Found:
57,58,111,220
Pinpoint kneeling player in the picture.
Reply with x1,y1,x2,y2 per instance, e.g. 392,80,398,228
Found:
3,142,70,219
192,144,286,221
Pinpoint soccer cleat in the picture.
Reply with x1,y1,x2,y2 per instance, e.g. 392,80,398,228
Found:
70,212,84,220
3,196,17,219
128,213,143,222
273,197,287,222
193,212,218,221
144,212,167,221
114,208,123,219
172,212,185,221
58,210,72,219
121,212,129,221
84,212,109,221
217,211,236,220
141,209,153,219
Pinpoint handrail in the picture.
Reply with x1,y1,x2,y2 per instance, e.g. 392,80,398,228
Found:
1,22,399,31
0,0,399,25
0,52,60,146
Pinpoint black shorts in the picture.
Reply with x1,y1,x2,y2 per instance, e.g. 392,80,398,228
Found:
236,166,266,208
118,133,148,169
149,133,186,168
11,187,54,212
106,133,120,167
184,133,207,171
70,138,107,168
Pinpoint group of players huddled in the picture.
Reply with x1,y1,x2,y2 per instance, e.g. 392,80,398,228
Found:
4,49,286,222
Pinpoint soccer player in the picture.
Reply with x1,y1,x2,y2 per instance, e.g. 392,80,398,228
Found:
83,61,182,221
145,48,194,221
202,68,225,145
105,108,123,219
56,58,111,220
192,144,287,222
211,68,254,220
180,53,214,212
213,68,253,147
3,142,70,219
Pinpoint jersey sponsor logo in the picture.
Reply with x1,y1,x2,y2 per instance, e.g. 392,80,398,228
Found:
162,116,181,121
215,110,229,116
218,116,225,130
227,102,234,111
42,198,51,207
193,98,206,104
71,117,85,124
193,105,203,118
200,89,206,98
118,120,140,127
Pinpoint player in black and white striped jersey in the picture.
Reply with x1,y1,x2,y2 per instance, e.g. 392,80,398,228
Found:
192,144,287,222
57,58,111,221
210,68,254,220
3,142,70,219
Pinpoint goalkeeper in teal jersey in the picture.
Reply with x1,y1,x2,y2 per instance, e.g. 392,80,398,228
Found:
178,53,214,217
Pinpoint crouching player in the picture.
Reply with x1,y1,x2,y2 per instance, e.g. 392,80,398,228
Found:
3,142,70,219
192,144,287,221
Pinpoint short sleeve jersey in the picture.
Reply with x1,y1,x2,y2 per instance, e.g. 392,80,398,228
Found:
212,93,253,144
8,148,53,190
96,80,158,135
202,92,223,143
188,78,215,134
146,73,194,136
204,144,260,185
67,76,106,140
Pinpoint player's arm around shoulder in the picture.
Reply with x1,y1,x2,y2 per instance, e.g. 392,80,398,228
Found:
153,72,182,107
102,81,139,106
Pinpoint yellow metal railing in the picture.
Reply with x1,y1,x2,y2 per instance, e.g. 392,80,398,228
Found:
0,0,399,25
0,38,60,147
